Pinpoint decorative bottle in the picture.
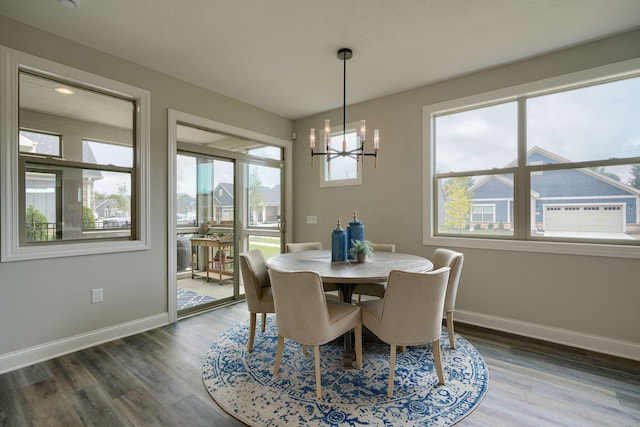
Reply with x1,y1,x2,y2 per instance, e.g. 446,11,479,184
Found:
347,211,364,259
331,219,347,262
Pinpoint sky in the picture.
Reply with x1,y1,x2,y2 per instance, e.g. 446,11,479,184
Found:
435,75,640,184
175,154,280,197
93,75,640,195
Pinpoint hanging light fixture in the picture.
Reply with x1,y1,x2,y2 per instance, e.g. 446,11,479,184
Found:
310,48,379,167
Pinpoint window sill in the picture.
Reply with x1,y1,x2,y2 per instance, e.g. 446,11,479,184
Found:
2,239,149,262
423,234,640,259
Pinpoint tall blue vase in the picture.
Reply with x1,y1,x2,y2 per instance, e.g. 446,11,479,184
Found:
331,219,347,262
347,211,364,260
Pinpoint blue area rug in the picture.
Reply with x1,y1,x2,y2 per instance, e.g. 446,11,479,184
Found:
202,316,488,426
177,288,216,311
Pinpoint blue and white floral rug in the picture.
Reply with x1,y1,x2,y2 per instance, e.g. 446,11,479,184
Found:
202,316,488,426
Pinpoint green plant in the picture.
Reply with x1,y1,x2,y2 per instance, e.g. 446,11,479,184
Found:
82,206,96,229
349,239,373,258
25,205,49,241
487,223,494,230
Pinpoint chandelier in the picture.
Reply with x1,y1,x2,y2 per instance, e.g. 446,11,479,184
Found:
310,48,379,167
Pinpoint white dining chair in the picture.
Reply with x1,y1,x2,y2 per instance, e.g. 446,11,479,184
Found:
285,241,341,295
360,267,450,397
352,243,396,302
285,242,323,253
268,266,362,399
431,248,464,349
239,250,275,353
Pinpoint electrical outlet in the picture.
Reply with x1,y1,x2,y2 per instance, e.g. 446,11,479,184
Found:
306,215,318,224
91,288,103,304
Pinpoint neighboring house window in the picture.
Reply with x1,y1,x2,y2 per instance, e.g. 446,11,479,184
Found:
1,47,149,261
471,205,495,223
320,121,363,187
424,59,640,256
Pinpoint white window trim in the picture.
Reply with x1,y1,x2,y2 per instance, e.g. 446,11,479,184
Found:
167,108,292,322
423,57,640,259
1,46,150,261
471,204,496,223
319,121,363,188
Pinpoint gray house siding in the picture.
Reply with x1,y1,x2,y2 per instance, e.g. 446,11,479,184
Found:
467,149,640,231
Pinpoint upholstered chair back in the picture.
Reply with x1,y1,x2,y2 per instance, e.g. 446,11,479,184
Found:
363,267,450,346
370,243,395,252
285,242,323,253
268,268,339,345
239,250,272,311
431,249,464,313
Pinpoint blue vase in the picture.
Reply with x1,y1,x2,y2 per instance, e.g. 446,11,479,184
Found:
347,211,364,260
331,219,347,262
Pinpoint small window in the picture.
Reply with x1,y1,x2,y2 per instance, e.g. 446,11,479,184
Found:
320,121,363,187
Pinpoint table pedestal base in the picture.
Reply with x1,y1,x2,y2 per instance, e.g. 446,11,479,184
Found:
341,283,355,369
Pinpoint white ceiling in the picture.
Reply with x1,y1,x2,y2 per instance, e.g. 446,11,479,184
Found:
2,0,640,120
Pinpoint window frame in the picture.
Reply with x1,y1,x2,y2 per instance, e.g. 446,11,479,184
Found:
423,57,640,259
319,120,363,188
1,46,150,261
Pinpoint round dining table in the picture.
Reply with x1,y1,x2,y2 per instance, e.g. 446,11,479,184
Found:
266,249,433,367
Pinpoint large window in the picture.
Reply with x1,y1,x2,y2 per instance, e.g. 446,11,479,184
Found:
1,47,149,261
425,59,640,257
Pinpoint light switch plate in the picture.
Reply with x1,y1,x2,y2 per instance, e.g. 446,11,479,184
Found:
91,288,103,304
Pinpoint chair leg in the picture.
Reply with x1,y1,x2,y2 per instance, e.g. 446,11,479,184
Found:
399,346,406,353
314,345,322,399
248,313,257,353
354,324,363,368
433,339,445,385
446,311,455,349
302,344,308,356
273,335,285,376
387,344,396,398
261,312,267,333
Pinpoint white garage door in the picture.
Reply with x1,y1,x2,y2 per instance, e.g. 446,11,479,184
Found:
544,204,624,233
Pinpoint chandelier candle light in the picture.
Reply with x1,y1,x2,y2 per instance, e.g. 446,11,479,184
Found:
310,48,379,167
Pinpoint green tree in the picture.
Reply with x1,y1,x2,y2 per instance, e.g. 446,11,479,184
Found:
629,164,640,189
443,177,474,232
82,206,96,229
117,182,130,215
26,205,49,241
248,168,264,223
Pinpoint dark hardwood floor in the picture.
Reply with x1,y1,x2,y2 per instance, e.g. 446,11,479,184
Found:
1,301,639,426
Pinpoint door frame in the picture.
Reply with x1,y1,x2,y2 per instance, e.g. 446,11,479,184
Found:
167,109,292,323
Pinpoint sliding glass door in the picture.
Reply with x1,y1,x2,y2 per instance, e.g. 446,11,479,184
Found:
174,123,284,316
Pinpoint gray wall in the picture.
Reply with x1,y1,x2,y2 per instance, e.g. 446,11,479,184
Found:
0,16,291,357
1,14,639,367
292,30,640,350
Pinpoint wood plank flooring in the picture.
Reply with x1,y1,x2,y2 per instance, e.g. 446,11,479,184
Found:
1,301,639,426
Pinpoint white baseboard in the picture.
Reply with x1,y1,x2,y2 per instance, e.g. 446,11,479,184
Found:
3,310,637,375
456,310,640,361
0,313,169,375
